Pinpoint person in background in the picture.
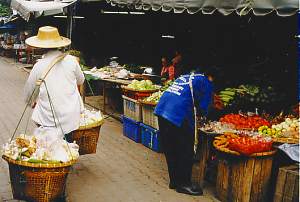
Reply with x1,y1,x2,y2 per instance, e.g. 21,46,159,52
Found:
161,57,172,81
174,50,182,64
24,26,84,136
154,72,213,196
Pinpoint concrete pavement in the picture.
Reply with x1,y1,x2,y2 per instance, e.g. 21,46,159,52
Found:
0,57,218,202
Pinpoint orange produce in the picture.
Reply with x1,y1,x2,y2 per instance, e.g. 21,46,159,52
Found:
219,114,270,129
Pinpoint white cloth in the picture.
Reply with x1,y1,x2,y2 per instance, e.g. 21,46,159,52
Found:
11,0,77,21
24,50,85,134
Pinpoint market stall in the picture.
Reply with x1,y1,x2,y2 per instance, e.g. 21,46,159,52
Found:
81,61,159,117
75,19,298,196
116,75,299,200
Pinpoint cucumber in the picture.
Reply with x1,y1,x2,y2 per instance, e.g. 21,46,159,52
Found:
219,91,235,96
219,95,234,99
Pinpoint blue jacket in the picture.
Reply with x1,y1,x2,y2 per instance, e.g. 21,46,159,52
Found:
154,73,213,132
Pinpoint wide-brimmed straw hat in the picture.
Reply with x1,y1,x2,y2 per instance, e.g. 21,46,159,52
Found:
25,26,71,48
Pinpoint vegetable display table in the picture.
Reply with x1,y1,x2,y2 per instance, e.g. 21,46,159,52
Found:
216,150,276,202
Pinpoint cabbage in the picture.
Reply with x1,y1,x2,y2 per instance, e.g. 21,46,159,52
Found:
127,80,158,90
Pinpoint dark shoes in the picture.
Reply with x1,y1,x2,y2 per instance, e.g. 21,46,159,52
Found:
169,182,176,189
175,184,203,196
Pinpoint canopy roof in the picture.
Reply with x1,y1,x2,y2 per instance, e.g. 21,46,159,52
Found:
106,0,299,16
10,0,77,21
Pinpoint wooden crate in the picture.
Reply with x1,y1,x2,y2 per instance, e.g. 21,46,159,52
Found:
141,104,159,130
122,95,142,122
192,132,217,187
216,152,275,202
273,164,299,202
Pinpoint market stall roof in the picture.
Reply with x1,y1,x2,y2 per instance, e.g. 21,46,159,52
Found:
10,0,77,21
105,0,299,16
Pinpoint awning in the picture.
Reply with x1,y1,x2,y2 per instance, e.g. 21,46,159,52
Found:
106,0,299,16
10,0,77,21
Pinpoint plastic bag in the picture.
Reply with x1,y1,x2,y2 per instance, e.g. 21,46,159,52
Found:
278,143,299,163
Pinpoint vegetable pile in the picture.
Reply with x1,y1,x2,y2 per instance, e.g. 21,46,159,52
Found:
127,80,159,91
2,134,79,163
79,109,103,127
142,80,174,104
143,91,163,104
219,114,270,129
228,136,273,155
218,84,285,112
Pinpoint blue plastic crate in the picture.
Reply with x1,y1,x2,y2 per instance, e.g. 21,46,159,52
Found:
122,115,141,143
140,123,161,152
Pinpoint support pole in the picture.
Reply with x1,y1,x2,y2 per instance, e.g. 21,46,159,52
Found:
66,4,74,45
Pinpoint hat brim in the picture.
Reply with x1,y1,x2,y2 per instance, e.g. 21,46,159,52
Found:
25,36,71,48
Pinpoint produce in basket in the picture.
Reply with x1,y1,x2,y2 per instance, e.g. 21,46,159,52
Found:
2,131,79,163
228,136,273,155
160,80,174,91
80,109,103,127
271,118,299,139
219,113,270,130
143,91,163,104
127,80,160,91
142,80,174,103
214,133,273,156
258,125,279,137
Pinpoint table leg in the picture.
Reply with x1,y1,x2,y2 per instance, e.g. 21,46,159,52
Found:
103,81,106,114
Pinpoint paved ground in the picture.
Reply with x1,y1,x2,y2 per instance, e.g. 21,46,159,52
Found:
0,57,219,202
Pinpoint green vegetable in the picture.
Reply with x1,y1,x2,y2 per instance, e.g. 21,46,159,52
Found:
28,159,61,164
144,91,164,103
127,80,160,90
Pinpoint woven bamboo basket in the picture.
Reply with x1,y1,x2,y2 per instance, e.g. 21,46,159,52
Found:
2,155,76,202
67,119,104,155
213,140,277,157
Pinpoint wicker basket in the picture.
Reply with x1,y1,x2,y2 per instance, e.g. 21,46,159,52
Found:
121,85,159,100
2,155,76,202
213,140,277,157
67,119,104,155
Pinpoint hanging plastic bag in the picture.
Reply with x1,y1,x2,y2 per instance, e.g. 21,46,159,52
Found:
277,143,299,163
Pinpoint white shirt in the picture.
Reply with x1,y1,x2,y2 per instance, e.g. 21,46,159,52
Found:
24,50,85,134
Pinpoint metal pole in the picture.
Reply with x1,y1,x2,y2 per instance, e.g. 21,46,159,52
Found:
66,5,74,42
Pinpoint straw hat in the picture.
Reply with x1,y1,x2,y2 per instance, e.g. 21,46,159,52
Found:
25,26,71,48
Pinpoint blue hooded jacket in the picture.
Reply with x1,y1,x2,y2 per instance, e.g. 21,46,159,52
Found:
154,73,213,132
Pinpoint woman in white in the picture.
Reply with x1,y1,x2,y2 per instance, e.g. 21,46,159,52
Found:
24,26,84,135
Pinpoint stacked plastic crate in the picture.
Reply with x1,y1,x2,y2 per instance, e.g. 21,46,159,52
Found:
122,95,142,142
140,101,161,152
122,87,161,152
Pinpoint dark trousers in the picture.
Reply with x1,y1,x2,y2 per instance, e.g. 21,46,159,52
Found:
158,116,194,187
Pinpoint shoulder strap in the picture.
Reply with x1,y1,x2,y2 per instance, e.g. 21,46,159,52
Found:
189,73,198,153
36,53,67,86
